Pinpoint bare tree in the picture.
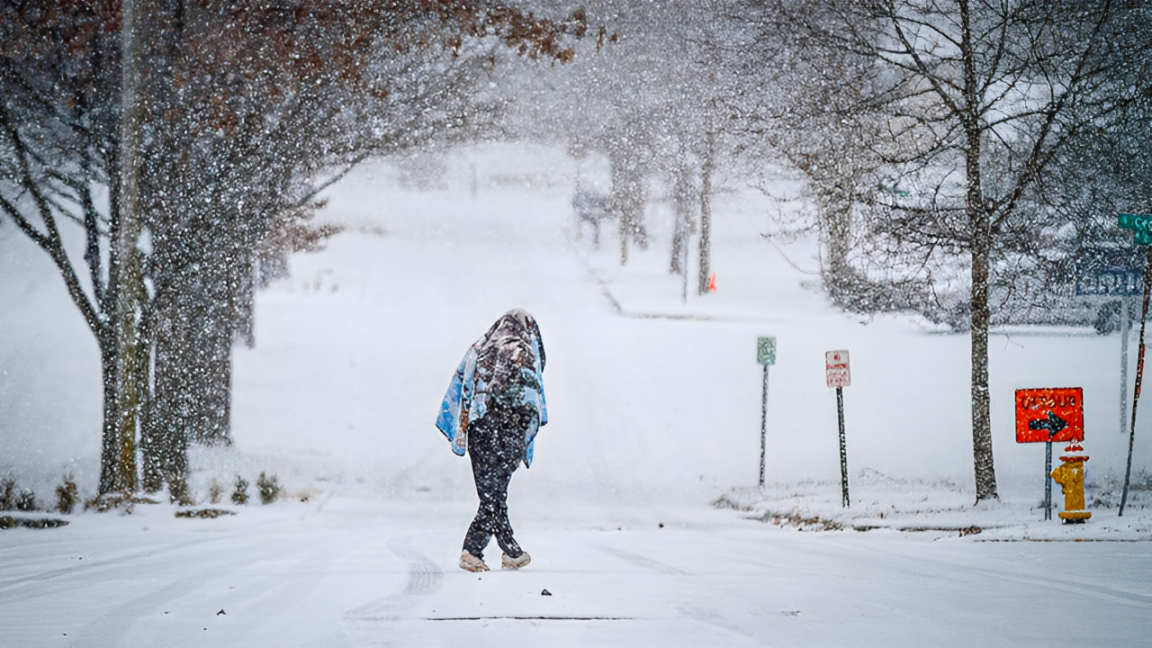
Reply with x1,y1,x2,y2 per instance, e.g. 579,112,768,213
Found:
731,0,1140,501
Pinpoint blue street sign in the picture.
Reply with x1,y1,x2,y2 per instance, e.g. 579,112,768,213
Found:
1075,268,1144,296
1076,245,1145,296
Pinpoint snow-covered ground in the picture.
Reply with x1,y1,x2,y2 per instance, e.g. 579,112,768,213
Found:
2,143,1151,646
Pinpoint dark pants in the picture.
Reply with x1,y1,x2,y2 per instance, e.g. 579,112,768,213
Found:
463,404,531,560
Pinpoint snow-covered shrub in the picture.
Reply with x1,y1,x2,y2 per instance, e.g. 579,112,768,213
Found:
15,488,37,511
54,475,78,514
0,476,15,510
231,475,249,505
257,472,281,505
168,478,194,507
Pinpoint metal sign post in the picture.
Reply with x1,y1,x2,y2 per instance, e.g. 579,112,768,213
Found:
1121,299,1131,436
825,350,851,508
1045,441,1053,520
1075,246,1144,436
756,337,776,487
1015,388,1085,521
1117,214,1152,516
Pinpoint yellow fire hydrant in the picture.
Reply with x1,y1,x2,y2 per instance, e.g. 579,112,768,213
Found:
1050,441,1091,523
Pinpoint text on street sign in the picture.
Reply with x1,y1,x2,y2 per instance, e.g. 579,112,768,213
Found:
1014,387,1084,443
757,337,777,366
1075,269,1144,297
825,350,851,388
1118,213,1152,246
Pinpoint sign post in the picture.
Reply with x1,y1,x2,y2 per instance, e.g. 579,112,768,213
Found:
1122,271,1151,515
1117,214,1152,516
756,337,776,487
1015,388,1085,520
1122,298,1131,437
1075,245,1143,437
825,350,851,508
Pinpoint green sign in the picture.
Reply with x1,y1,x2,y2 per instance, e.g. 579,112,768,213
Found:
757,336,777,366
1118,213,1152,246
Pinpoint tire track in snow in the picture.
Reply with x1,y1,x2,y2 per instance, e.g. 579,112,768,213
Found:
344,535,443,623
390,536,444,596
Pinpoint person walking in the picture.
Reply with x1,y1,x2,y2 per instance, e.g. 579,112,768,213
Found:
436,309,547,572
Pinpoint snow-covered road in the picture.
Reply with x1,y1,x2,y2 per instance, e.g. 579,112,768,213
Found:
4,497,1151,647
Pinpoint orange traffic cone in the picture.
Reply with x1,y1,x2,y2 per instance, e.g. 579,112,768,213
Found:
708,272,717,292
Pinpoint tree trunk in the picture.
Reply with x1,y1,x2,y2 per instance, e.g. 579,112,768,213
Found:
961,0,998,502
823,177,853,289
236,249,256,348
141,292,191,492
610,145,647,265
194,255,236,445
97,339,129,493
101,0,145,495
697,129,714,295
969,196,997,501
140,0,200,494
669,158,693,274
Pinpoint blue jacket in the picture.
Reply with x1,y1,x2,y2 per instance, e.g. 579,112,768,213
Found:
436,310,547,467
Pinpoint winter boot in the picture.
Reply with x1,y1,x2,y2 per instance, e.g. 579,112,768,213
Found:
501,551,531,570
459,550,489,572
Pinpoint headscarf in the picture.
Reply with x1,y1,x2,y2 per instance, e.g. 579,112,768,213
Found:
473,308,546,395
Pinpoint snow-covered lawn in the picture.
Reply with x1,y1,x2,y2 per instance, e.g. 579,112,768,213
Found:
2,144,1151,646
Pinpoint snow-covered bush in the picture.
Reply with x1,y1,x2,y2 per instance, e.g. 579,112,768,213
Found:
54,475,78,514
231,476,250,505
257,473,281,505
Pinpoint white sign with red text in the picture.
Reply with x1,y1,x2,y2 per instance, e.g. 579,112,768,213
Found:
825,350,851,388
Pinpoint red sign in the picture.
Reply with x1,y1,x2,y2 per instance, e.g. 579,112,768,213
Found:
1015,388,1084,443
825,350,850,388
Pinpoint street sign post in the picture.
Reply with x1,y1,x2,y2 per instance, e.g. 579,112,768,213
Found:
1117,214,1152,517
1076,246,1143,438
825,350,851,507
756,337,776,487
825,350,850,388
1015,387,1084,520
